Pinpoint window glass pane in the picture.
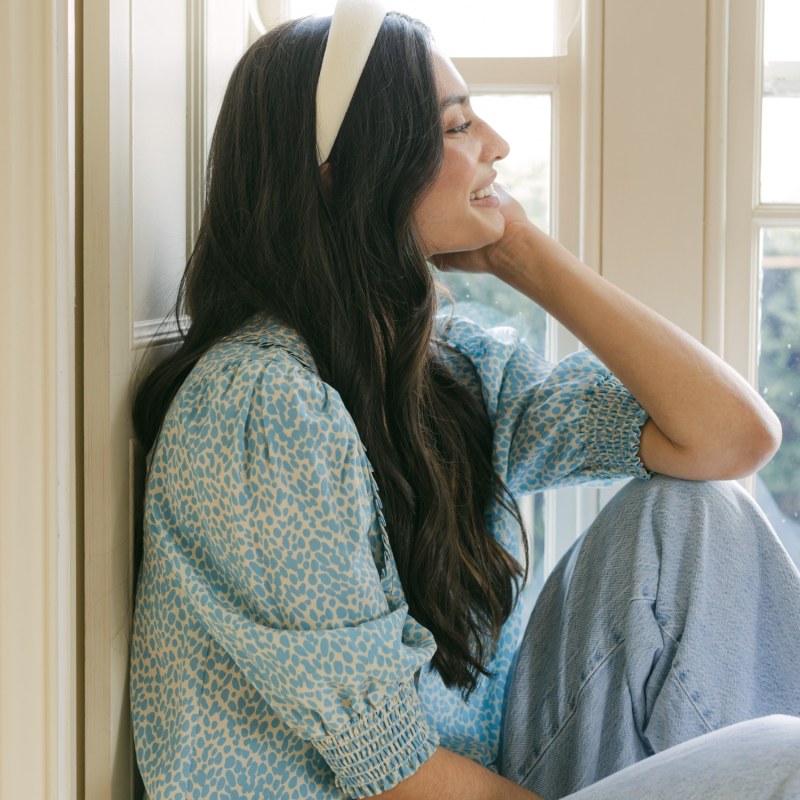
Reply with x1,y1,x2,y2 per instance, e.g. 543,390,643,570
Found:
761,97,800,204
288,0,555,57
760,0,800,204
763,0,800,63
757,228,800,567
436,93,551,599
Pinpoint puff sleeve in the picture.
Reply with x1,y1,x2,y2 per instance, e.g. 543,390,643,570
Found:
435,314,651,495
147,347,438,797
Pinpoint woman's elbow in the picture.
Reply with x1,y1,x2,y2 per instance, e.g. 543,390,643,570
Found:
722,406,782,479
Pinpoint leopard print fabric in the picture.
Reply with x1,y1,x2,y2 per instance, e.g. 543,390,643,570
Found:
131,313,649,798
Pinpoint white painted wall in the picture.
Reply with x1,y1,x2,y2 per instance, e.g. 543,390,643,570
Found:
0,0,78,797
601,0,709,341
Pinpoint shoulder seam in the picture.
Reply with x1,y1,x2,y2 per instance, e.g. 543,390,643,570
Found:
218,339,317,376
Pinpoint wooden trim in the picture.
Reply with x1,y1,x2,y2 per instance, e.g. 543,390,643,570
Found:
82,0,137,795
703,0,729,357
579,0,603,272
547,0,605,570
0,0,78,797
753,204,800,221
74,0,87,794
452,57,561,86
724,0,763,384
58,0,81,794
187,0,207,255
133,315,189,348
762,255,800,268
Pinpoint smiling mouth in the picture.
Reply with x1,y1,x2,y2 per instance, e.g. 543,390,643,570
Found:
469,183,496,201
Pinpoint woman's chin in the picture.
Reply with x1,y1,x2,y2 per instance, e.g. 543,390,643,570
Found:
464,229,505,253
424,212,506,256
472,215,506,248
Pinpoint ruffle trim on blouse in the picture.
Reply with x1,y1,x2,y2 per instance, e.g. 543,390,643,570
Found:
582,373,652,480
311,682,439,798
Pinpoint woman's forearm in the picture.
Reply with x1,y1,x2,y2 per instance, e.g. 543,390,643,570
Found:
491,222,781,480
374,748,542,800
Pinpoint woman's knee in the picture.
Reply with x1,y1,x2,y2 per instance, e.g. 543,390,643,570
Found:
611,473,749,515
571,473,783,625
597,474,769,552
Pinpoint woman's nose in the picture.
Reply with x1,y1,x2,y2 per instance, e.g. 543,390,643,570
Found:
485,123,510,163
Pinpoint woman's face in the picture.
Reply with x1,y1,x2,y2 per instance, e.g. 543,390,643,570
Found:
414,51,510,257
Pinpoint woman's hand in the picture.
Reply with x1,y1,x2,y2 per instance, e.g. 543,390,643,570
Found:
434,185,782,481
373,748,543,800
431,185,533,275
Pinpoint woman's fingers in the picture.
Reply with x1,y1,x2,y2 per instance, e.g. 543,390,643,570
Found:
431,185,532,274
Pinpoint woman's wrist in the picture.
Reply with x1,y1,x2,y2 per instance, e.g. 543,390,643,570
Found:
489,223,584,310
487,223,542,285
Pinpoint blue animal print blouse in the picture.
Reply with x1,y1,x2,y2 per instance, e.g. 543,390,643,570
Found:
130,312,649,799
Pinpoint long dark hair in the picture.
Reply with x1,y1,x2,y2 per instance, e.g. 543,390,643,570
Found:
133,12,526,696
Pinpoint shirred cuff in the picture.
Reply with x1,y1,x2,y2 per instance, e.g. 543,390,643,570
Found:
311,682,439,798
583,374,652,479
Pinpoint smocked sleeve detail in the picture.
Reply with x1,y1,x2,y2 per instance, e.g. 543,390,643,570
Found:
311,681,439,797
582,371,651,476
147,343,438,791
436,314,651,494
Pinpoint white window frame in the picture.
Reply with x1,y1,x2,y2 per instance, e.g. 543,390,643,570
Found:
725,0,800,387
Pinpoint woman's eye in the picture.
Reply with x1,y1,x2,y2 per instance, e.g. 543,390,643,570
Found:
448,120,473,134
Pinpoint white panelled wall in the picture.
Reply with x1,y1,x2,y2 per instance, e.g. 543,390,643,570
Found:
0,1,771,797
82,1,248,797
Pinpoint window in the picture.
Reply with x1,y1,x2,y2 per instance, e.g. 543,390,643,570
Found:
435,90,552,599
286,0,555,57
727,0,800,566
760,0,800,205
251,0,591,600
758,228,800,565
756,0,800,565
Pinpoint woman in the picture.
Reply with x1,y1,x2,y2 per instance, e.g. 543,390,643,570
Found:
130,3,800,798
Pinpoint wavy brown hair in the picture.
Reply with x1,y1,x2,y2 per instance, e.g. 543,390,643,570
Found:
132,12,527,697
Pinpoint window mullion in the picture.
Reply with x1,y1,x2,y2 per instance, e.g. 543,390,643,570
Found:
753,205,800,222
725,0,763,385
545,0,606,569
452,57,561,87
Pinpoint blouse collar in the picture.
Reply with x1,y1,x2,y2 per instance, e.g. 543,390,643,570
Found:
227,312,317,373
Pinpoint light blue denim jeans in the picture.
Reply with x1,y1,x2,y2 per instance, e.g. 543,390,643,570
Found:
499,475,800,800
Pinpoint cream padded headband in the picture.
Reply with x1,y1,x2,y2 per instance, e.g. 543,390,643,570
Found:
315,0,387,165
